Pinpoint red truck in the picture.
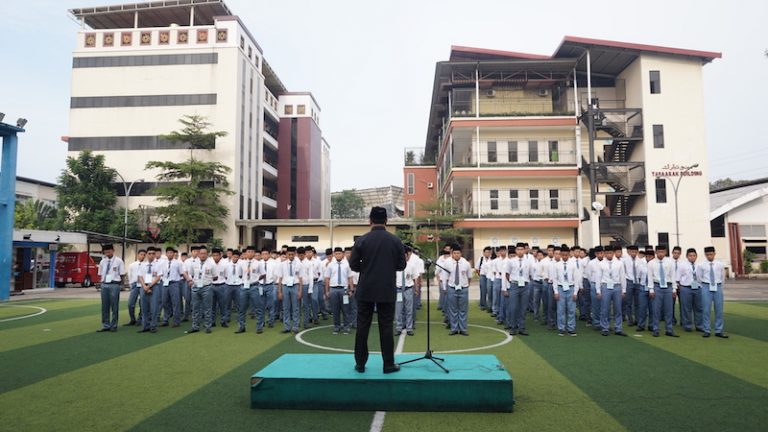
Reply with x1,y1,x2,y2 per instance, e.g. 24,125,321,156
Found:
55,252,102,288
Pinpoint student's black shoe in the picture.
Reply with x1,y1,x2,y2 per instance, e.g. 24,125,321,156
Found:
354,364,365,373
150,328,157,333
205,328,212,334
185,329,199,334
406,330,414,336
96,328,110,332
615,331,628,337
715,333,729,339
137,329,150,333
160,322,169,327
124,321,136,326
235,328,245,334
256,329,263,334
383,364,401,374
601,331,609,336
109,328,117,332
636,327,645,332
568,331,578,337
652,331,660,337
221,322,229,328
702,332,711,338
449,330,458,335
460,331,469,336
665,332,679,338
518,330,529,336
281,329,291,334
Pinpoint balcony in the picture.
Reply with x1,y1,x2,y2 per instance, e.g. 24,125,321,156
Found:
404,147,435,166
459,188,578,219
453,139,577,167
451,88,575,118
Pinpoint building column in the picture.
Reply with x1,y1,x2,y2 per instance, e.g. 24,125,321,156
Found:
0,133,19,301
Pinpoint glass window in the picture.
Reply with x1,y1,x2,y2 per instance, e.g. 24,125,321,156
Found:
509,190,519,211
528,141,539,162
487,141,497,163
407,173,415,195
650,70,661,94
285,105,293,115
508,141,518,163
452,89,474,116
490,190,499,210
530,190,539,210
549,190,559,210
658,232,669,247
408,200,416,217
653,124,664,148
297,105,306,115
655,178,667,203
549,140,559,162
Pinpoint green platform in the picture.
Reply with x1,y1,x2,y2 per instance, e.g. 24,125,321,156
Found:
250,353,514,412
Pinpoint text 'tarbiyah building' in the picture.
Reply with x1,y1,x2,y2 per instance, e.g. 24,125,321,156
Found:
65,0,330,250
404,36,720,259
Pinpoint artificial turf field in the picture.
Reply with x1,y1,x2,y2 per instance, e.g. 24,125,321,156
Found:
1,299,767,432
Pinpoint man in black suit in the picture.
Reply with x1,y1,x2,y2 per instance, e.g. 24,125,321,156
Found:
350,206,407,374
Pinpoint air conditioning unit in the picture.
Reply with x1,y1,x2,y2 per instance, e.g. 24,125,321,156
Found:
485,89,496,98
537,89,550,97
426,182,434,189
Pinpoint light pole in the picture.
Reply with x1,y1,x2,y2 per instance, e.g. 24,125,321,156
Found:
662,163,699,247
114,171,143,261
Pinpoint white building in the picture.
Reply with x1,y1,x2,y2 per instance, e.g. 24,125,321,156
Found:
15,176,57,206
67,1,330,248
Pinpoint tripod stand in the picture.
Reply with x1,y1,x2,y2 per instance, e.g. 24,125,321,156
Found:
398,259,450,373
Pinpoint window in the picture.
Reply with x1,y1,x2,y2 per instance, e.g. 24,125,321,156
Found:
297,104,306,115
653,124,664,148
655,178,667,203
407,173,415,195
549,140,559,162
487,141,497,163
530,190,539,210
284,105,293,115
549,190,559,210
508,141,518,162
408,200,416,216
292,235,319,242
452,89,474,115
528,141,538,162
509,190,519,211
657,232,669,247
745,246,767,260
649,70,661,94
490,190,499,210
741,224,767,237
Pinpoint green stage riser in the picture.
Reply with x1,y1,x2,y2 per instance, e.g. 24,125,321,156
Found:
251,354,515,412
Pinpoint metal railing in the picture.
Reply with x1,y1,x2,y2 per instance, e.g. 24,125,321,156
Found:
600,216,648,245
452,98,575,118
453,140,578,167
460,188,578,218
594,162,645,193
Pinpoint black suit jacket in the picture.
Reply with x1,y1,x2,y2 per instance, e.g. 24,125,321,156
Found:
349,226,406,303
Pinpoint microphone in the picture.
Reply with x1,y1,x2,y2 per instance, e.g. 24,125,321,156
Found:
423,258,433,266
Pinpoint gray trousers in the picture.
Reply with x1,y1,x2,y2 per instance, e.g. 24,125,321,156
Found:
395,287,414,332
139,286,159,331
100,282,121,329
447,286,469,332
509,282,530,331
238,286,258,330
282,284,300,331
211,284,230,324
161,280,182,325
256,284,276,328
329,287,352,331
181,281,191,320
127,282,142,323
652,284,674,333
191,285,213,330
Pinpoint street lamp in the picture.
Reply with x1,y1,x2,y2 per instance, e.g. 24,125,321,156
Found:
662,163,699,247
114,170,144,261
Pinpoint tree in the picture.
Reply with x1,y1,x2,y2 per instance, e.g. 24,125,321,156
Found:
57,150,120,234
405,150,415,165
14,199,57,230
146,115,232,249
331,190,365,218
398,197,467,267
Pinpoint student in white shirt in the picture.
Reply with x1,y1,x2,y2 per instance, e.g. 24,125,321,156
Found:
278,246,303,334
308,247,327,322
634,249,651,331
324,247,353,334
411,248,426,315
587,246,605,327
181,246,200,322
125,249,146,326
677,248,704,333
506,243,532,335
235,246,259,334
318,248,334,319
209,248,230,328
553,245,582,336
259,248,280,330
491,246,508,323
395,246,416,336
647,245,678,337
531,249,550,324
160,246,185,328
669,246,683,326
697,246,728,338
596,245,627,336
220,249,244,328
96,244,126,333
297,247,316,329
185,245,217,334
435,245,452,326
475,246,493,312
622,245,641,326
445,244,472,336
138,247,164,333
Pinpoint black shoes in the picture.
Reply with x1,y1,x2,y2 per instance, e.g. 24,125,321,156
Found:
715,333,729,339
460,331,469,336
652,331,660,337
205,328,212,334
124,321,136,327
449,330,458,336
354,364,366,373
383,364,401,374
703,333,710,338
406,330,414,336
518,330,529,336
615,331,628,337
601,331,609,336
137,328,150,333
235,328,245,334
96,328,110,332
666,332,679,338
185,328,199,334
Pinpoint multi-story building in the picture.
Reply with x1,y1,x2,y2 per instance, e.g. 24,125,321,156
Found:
66,0,330,248
405,37,720,260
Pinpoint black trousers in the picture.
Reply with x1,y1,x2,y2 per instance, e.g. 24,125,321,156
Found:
354,300,395,367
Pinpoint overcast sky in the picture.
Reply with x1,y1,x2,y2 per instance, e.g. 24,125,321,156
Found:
1,0,766,192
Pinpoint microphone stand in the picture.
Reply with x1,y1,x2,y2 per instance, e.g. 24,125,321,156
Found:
398,258,450,373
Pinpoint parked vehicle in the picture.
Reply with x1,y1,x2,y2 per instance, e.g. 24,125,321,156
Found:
54,252,103,288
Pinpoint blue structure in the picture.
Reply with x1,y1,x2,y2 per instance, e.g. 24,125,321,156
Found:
1,120,25,301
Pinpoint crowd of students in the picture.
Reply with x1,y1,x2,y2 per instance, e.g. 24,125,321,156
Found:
94,240,728,340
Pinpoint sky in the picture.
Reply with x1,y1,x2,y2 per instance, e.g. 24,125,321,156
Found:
1,0,767,192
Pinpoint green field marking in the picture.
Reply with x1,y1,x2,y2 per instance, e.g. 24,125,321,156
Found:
402,321,510,353
520,325,768,431
723,302,768,320
0,305,39,320
129,338,376,432
298,323,379,352
0,302,100,331
385,336,627,432
0,322,191,393
633,328,768,389
0,324,295,431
